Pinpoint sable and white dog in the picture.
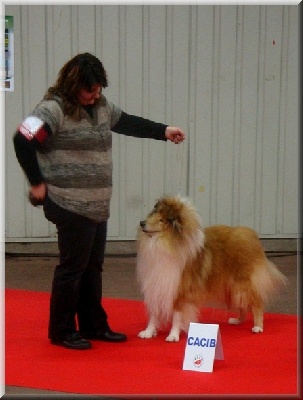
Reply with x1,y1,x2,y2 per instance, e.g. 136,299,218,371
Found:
136,196,287,342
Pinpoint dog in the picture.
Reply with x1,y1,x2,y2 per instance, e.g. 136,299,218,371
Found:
136,196,287,342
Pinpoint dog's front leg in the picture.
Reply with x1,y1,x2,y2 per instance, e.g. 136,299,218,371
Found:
138,314,157,339
166,311,182,342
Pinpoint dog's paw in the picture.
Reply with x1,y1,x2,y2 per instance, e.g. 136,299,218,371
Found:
228,317,241,325
138,329,157,339
165,333,180,342
252,326,263,333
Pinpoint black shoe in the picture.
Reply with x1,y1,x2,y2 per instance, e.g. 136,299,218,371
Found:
50,332,92,350
81,329,127,343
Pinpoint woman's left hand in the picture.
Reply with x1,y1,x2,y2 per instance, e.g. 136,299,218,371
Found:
165,126,185,144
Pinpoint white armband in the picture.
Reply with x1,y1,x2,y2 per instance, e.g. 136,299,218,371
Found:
18,116,48,142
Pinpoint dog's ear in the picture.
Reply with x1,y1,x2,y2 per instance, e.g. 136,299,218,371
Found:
153,201,160,211
167,217,182,233
167,210,176,220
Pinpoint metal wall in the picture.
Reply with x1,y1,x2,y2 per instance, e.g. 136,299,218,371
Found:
5,4,299,241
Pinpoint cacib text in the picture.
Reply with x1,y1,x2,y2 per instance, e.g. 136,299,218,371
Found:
187,337,216,347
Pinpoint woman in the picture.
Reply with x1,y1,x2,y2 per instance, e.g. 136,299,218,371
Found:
13,52,185,350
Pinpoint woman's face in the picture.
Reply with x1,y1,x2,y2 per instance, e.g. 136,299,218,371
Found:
77,84,102,105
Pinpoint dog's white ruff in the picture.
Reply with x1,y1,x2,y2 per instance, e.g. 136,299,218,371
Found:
137,238,183,330
137,212,204,342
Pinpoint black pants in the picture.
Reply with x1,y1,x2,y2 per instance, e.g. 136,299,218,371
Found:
43,196,109,340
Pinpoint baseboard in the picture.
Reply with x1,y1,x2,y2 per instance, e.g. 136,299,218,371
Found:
5,239,299,257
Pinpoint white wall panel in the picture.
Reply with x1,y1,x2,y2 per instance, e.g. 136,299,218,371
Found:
142,5,167,213
237,6,260,229
5,4,299,241
124,6,145,237
282,5,299,234
188,5,214,224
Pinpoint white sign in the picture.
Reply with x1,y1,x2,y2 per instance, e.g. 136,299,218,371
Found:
182,323,224,373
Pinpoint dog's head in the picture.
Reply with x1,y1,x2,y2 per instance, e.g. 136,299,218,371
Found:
138,196,205,260
140,197,182,236
139,196,202,238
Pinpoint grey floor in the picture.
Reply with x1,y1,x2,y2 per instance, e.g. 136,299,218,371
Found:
4,249,299,399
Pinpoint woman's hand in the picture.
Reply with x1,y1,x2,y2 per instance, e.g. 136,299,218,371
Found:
29,182,47,206
165,126,185,144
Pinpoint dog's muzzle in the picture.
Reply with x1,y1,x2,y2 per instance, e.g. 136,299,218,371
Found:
139,221,161,236
140,221,149,233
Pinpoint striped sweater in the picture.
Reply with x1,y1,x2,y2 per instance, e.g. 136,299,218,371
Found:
14,95,167,222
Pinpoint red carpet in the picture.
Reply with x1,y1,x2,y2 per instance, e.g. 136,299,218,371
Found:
5,289,298,396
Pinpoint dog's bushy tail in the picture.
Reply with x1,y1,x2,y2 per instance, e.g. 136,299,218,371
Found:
252,260,287,304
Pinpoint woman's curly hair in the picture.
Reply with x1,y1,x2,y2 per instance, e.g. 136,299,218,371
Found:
44,53,108,120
